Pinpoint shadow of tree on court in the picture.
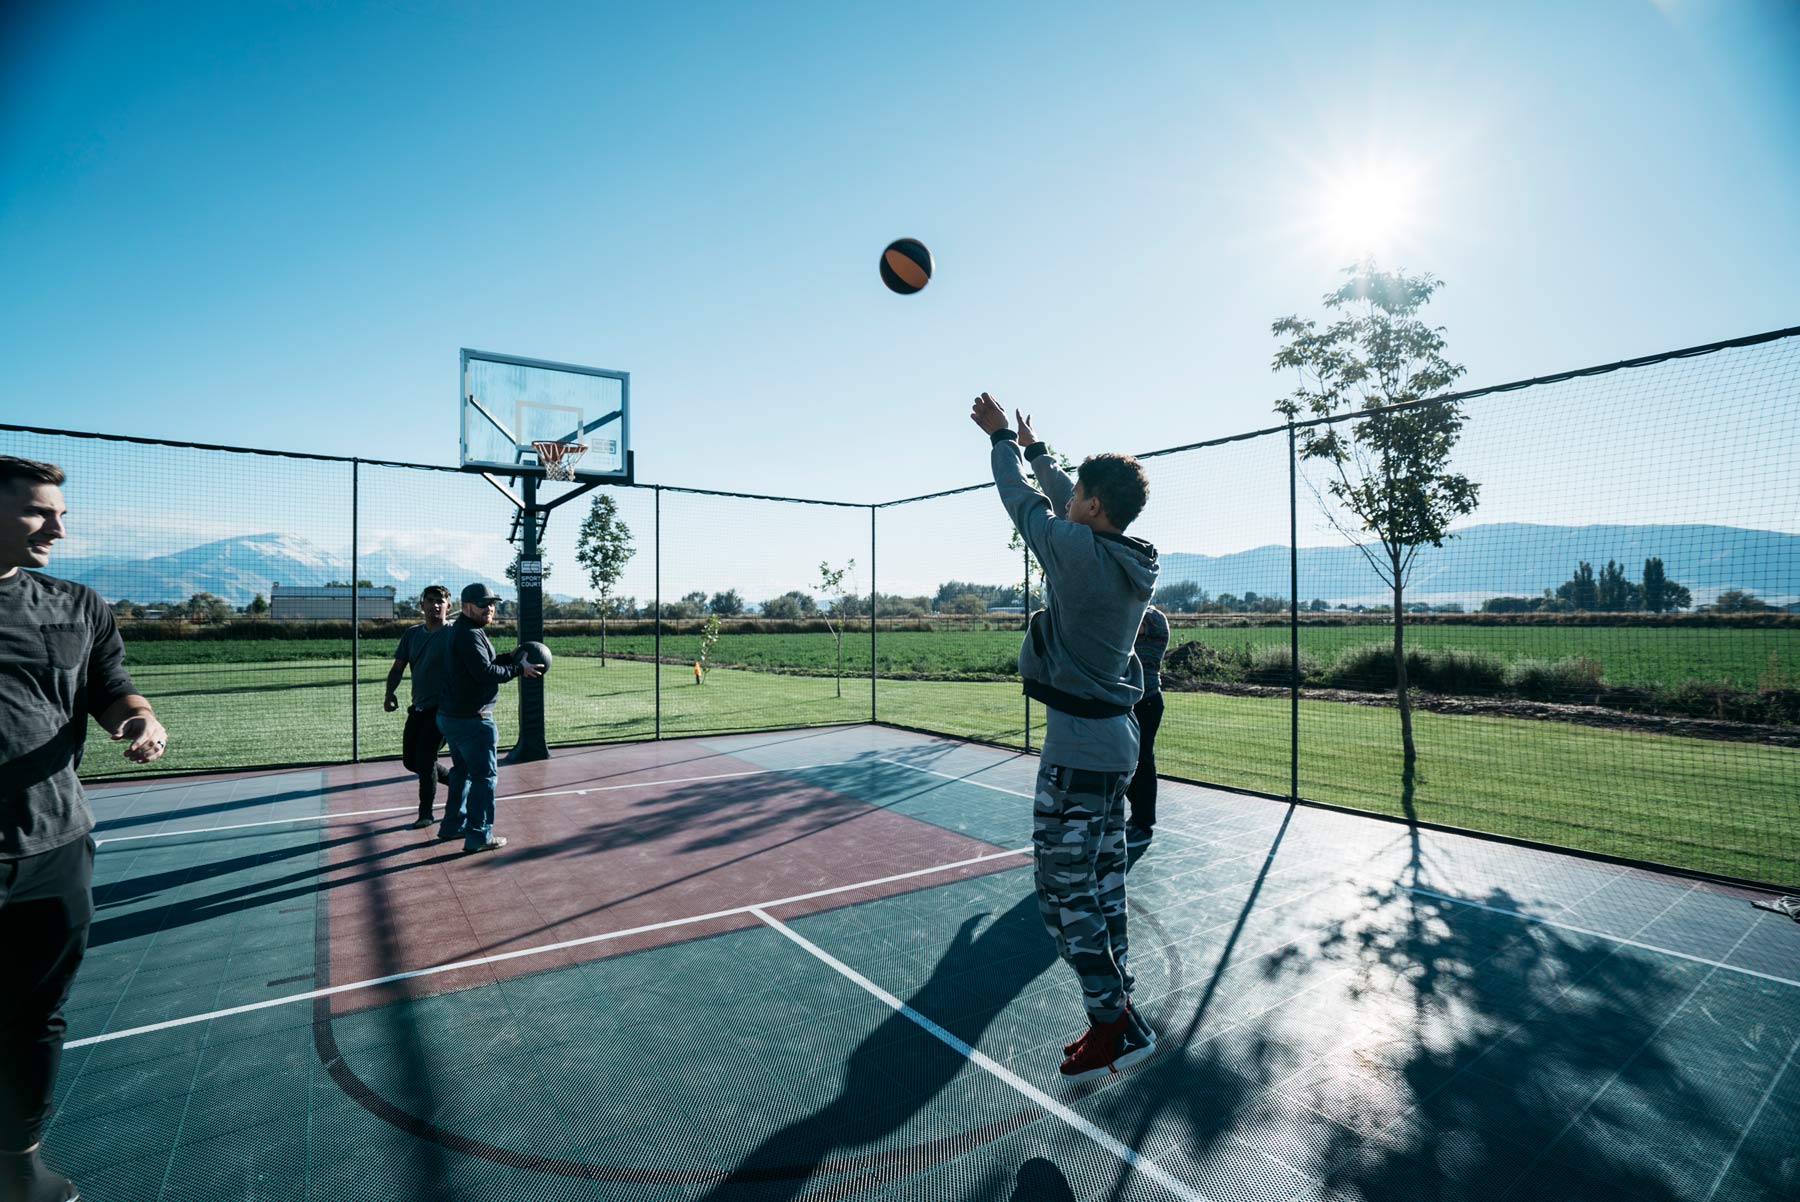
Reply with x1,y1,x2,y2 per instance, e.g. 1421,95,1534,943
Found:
87,824,461,947
1084,784,1782,1202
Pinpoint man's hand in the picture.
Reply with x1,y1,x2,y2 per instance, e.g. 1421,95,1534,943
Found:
383,693,400,713
1014,409,1039,451
114,713,169,764
969,392,1009,436
519,663,544,679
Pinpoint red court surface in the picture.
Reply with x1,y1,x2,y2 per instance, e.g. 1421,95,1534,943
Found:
319,741,1024,1011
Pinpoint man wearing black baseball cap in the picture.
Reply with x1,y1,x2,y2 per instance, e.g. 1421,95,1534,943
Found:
434,583,541,853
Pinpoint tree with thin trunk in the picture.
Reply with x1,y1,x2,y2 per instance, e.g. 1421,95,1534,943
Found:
574,494,635,667
1273,260,1479,768
814,560,855,698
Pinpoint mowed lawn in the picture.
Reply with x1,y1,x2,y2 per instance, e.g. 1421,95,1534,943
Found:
84,656,1799,887
122,623,1800,690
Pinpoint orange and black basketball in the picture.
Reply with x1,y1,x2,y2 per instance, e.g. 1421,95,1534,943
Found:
879,238,933,294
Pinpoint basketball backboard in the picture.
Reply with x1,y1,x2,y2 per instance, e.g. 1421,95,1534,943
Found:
459,349,633,483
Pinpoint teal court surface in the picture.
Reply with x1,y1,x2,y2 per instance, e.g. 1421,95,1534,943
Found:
50,725,1800,1201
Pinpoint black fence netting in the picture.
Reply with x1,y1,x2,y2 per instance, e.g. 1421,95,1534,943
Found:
4,325,1795,888
1291,336,1799,886
654,487,871,738
874,480,1030,750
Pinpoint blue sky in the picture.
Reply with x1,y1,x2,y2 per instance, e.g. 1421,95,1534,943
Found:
1,0,1797,596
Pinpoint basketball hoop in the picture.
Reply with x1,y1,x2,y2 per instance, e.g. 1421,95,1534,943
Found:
532,440,588,482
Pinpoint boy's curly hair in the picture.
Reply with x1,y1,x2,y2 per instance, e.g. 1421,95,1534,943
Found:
1077,453,1148,529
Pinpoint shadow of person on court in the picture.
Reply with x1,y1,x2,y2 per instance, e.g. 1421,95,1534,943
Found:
693,893,1063,1202
1009,1156,1076,1201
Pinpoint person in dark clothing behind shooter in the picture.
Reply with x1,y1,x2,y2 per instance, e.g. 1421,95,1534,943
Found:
384,584,454,829
0,455,170,1202
969,394,1160,1084
1125,603,1169,855
435,582,540,854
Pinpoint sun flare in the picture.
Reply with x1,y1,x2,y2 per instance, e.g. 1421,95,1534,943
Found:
1317,160,1425,258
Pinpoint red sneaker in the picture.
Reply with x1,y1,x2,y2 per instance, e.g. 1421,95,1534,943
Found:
1059,1006,1155,1083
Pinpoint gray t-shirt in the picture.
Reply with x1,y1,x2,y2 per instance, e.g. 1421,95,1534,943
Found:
394,622,453,710
0,569,139,859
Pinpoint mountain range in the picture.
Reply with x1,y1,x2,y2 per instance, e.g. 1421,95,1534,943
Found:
43,533,507,607
1160,523,1798,607
35,522,1799,609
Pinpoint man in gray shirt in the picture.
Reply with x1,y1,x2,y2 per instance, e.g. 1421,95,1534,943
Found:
384,584,454,829
0,455,168,1202
970,394,1159,1084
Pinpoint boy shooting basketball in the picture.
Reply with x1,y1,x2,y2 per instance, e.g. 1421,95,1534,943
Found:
969,393,1159,1083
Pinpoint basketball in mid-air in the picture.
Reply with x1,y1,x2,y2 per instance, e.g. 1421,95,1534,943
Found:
880,238,933,294
515,641,553,673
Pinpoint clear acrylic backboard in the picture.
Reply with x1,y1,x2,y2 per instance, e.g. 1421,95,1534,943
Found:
459,349,632,482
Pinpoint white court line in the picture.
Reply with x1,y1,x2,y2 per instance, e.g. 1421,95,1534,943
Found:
1702,1028,1800,1201
94,761,855,846
65,844,1030,1050
751,907,1212,1202
1406,885,1800,989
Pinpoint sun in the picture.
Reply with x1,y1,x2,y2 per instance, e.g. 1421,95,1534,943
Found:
1316,160,1425,259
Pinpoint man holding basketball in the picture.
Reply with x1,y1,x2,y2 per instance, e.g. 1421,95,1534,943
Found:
384,584,454,829
0,455,169,1202
435,582,540,854
970,395,1159,1084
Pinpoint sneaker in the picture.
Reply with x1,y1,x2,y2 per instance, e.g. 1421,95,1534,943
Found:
462,837,508,855
409,817,434,830
1059,1006,1155,1084
435,828,466,842
1126,825,1154,851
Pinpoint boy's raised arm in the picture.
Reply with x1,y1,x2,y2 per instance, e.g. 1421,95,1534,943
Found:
970,392,1055,563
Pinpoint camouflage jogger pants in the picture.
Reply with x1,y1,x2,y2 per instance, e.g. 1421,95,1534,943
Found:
1032,762,1133,1023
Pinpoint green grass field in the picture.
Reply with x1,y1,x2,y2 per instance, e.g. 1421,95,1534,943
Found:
120,624,1800,690
84,655,1799,887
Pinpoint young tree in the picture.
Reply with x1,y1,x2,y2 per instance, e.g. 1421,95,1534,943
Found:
575,494,635,666
813,560,856,698
1273,260,1478,768
695,613,722,684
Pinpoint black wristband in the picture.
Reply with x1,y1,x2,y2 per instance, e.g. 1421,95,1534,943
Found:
989,428,1018,446
1022,441,1048,460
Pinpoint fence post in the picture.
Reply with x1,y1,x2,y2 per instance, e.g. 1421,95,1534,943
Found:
654,485,661,740
870,505,877,724
1023,540,1032,753
1288,423,1299,803
351,458,360,763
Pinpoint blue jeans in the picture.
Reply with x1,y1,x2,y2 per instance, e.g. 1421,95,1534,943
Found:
436,712,498,849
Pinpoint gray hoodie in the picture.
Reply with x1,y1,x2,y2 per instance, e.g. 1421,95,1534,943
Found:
991,437,1159,771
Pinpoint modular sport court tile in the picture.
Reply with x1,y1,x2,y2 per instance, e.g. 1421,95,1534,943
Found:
50,726,1800,1201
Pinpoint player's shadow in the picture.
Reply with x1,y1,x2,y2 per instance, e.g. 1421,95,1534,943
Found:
93,773,413,833
692,893,1094,1202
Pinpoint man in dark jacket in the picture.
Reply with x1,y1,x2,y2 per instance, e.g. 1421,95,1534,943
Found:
435,583,541,854
970,395,1159,1085
1,455,169,1202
